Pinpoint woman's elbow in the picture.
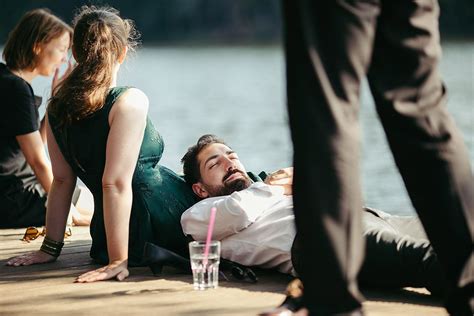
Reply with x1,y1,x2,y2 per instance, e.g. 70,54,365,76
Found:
101,176,131,194
52,174,75,187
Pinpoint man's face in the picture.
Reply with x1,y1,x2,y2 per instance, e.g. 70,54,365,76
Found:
193,143,251,198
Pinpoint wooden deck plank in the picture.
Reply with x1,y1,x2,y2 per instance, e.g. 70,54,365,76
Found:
0,226,447,315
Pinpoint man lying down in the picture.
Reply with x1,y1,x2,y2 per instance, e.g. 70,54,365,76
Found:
180,134,445,296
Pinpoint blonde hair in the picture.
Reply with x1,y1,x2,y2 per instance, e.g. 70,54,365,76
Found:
48,6,139,128
3,8,72,71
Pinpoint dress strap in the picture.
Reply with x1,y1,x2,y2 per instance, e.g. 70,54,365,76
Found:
103,86,131,118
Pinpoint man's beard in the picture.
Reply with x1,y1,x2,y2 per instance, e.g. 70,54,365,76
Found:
205,170,252,197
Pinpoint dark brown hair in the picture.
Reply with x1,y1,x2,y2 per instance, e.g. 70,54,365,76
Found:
48,6,139,128
3,8,72,71
181,134,228,185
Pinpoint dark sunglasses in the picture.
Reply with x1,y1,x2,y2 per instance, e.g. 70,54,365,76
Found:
220,259,258,283
230,265,258,283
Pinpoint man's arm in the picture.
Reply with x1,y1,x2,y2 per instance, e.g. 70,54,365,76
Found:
181,182,285,241
264,167,293,195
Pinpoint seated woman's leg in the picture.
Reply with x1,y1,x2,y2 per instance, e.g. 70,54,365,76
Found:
0,185,46,228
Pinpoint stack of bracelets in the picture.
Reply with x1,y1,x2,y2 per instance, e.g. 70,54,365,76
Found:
40,236,64,258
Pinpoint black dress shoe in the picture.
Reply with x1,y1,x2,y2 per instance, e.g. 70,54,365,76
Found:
260,279,364,316
142,242,191,275
445,282,474,316
260,279,305,315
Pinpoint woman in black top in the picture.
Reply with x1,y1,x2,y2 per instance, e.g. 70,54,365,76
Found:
0,9,75,227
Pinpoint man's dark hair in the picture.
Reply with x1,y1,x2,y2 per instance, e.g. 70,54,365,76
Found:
181,134,228,185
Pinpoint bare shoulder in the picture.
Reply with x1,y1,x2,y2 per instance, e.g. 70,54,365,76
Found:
115,88,149,112
109,88,149,122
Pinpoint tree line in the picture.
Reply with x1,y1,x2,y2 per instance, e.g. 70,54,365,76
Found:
0,0,472,44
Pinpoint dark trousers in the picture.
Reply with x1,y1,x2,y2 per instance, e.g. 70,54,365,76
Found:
283,0,474,314
292,209,446,295
358,209,445,296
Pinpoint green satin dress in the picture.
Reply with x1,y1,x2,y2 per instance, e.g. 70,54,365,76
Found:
48,87,197,265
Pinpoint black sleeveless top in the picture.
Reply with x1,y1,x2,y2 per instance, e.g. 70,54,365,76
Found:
48,87,197,265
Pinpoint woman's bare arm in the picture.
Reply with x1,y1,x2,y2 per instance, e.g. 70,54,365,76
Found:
7,115,76,266
44,114,77,241
75,88,148,283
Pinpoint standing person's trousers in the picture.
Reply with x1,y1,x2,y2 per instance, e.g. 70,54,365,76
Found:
283,0,474,314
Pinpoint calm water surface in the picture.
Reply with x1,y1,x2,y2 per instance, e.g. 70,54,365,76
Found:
18,42,474,215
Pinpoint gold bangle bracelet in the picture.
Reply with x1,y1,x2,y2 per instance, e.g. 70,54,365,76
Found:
40,236,64,258
40,244,61,258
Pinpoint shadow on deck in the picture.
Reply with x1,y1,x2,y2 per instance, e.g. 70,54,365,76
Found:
0,227,446,315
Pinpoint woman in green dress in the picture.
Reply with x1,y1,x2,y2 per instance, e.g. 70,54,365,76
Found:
7,5,196,282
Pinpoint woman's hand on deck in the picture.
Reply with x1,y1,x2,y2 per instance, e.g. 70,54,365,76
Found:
6,250,56,266
75,260,129,283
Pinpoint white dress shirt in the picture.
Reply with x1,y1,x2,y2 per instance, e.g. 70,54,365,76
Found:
181,182,296,275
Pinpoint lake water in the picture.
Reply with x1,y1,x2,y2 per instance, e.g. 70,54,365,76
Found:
10,41,474,215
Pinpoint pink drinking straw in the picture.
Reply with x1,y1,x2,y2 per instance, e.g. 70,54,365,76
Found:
203,206,217,266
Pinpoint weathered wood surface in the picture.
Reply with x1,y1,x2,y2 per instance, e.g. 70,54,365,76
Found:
0,227,446,315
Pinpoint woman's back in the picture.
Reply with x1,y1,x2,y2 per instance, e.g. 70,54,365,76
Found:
48,86,197,265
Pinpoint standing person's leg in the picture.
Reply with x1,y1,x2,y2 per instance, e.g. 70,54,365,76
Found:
368,1,474,314
284,0,380,313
